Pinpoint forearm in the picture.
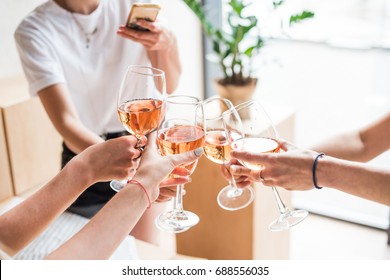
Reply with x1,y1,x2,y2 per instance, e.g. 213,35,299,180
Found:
311,131,368,162
38,84,104,154
45,184,149,259
0,161,92,255
316,156,390,205
60,118,104,154
148,36,181,93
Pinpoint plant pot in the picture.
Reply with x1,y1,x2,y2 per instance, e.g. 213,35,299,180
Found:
213,78,258,107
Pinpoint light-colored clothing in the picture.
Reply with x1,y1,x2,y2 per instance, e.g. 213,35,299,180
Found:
14,0,151,135
0,197,138,260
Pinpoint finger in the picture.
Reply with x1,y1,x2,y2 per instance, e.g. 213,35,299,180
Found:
135,19,160,32
277,139,297,152
167,147,203,167
230,165,252,177
220,164,231,179
235,181,252,188
145,131,156,148
119,26,157,42
159,177,190,187
117,29,157,44
155,197,172,203
234,175,250,183
171,166,191,177
160,185,177,193
139,135,148,147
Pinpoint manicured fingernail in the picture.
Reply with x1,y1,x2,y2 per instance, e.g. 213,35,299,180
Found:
230,166,237,173
194,148,203,157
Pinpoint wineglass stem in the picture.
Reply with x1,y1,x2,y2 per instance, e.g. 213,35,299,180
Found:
271,187,288,214
173,184,185,214
225,165,242,197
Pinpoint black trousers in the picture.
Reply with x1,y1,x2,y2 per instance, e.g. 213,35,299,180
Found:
63,131,129,218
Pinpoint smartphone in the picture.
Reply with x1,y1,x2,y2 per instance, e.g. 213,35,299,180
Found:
126,3,161,31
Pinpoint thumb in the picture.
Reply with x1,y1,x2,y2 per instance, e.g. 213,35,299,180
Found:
168,148,203,167
278,139,297,152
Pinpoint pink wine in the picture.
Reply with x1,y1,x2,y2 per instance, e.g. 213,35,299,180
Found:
232,137,280,170
204,130,232,165
157,125,205,173
117,98,163,136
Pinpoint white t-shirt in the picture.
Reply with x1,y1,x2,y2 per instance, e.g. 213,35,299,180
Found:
14,0,152,135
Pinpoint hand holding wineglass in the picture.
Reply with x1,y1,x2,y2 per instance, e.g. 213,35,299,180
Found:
202,96,254,210
223,100,309,231
155,95,205,233
110,65,166,192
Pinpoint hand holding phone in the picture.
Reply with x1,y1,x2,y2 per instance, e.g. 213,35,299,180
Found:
126,3,161,31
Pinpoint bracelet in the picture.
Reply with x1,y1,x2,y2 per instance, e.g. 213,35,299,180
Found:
128,179,151,209
312,152,325,190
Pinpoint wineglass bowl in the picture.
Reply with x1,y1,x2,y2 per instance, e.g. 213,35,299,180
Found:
155,95,205,233
224,100,309,231
202,96,254,210
110,65,166,192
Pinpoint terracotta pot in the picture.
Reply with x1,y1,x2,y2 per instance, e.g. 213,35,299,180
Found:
213,78,258,107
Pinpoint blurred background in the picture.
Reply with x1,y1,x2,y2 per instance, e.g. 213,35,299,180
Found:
1,0,389,259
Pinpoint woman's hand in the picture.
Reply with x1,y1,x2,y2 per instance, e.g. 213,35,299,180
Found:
117,20,175,51
154,166,191,202
71,135,147,185
230,140,318,191
131,133,203,202
220,159,252,188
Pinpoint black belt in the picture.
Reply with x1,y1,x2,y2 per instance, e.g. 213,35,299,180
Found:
100,131,129,140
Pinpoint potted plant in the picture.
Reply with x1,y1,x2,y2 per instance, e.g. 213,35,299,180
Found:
182,0,314,105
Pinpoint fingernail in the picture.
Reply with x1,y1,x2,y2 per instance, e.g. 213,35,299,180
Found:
230,166,237,173
194,148,203,157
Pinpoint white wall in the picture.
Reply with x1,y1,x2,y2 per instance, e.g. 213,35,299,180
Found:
0,0,204,98
159,0,204,99
0,0,46,78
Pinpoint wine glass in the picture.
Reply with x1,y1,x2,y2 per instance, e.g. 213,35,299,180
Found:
110,65,166,192
223,99,309,231
155,95,205,233
202,96,254,210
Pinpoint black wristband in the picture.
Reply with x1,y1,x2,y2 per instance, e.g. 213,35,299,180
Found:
312,152,325,189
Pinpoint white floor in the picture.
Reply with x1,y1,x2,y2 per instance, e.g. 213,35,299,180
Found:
289,213,390,259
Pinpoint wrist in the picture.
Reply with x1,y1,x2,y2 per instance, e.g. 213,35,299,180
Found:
312,153,325,189
314,155,338,189
131,172,159,202
65,155,95,189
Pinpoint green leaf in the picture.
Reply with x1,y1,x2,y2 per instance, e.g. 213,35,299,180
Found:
289,11,315,26
228,0,245,16
273,1,285,8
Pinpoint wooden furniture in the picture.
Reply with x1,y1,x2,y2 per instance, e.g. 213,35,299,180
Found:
0,110,13,201
177,105,295,259
0,76,62,196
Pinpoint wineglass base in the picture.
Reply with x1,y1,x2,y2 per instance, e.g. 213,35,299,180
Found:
155,210,199,233
217,185,254,211
268,209,309,231
110,179,127,192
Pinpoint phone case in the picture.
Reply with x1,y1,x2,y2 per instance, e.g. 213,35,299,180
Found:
126,3,161,30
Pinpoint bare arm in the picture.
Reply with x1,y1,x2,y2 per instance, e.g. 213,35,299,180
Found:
0,136,143,256
38,84,103,154
312,113,390,162
230,143,390,206
317,155,390,205
45,136,203,260
117,20,181,93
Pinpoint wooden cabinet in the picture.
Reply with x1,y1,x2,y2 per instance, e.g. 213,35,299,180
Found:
0,111,13,201
177,106,295,259
0,76,62,196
